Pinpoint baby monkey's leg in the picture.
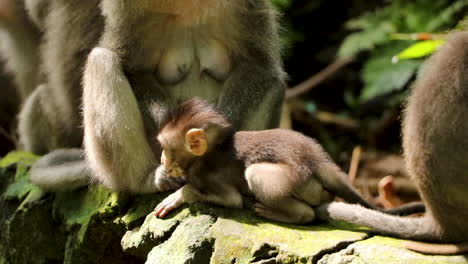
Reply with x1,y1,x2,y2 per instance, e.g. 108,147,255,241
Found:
254,198,315,224
246,163,316,224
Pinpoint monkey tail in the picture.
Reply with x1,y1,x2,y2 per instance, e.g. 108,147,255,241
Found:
404,241,468,255
316,202,438,241
29,149,90,191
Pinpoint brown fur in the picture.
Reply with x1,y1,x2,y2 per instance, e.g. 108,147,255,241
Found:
316,32,468,255
154,98,381,223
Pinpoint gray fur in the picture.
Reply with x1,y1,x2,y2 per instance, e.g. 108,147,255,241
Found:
30,149,89,191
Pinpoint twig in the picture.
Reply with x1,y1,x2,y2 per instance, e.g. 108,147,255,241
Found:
286,57,354,99
377,175,404,209
0,126,16,145
348,145,362,184
289,101,360,129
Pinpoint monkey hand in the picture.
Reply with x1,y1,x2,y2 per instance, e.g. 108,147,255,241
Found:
154,165,185,192
154,188,185,218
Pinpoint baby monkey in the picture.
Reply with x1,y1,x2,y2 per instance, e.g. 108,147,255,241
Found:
154,98,386,223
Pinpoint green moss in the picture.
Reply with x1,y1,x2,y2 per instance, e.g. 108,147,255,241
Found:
5,199,66,264
122,208,191,258
146,215,216,264
208,214,368,264
54,185,121,242
120,192,169,228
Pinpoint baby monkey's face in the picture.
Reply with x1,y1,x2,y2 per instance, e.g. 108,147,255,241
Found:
161,149,187,178
158,127,209,178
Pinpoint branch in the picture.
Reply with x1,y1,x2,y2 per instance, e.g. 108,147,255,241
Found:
286,57,354,99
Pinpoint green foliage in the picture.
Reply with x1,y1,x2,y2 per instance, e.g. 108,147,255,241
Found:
361,44,422,102
339,0,468,104
339,10,396,58
271,0,293,9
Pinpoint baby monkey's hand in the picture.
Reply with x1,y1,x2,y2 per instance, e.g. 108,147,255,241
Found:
154,165,184,192
154,188,185,218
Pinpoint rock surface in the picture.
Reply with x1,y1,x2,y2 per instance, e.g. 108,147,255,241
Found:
0,152,467,264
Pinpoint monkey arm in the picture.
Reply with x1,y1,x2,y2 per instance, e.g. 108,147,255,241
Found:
154,184,243,218
217,7,286,131
82,47,159,193
218,62,285,130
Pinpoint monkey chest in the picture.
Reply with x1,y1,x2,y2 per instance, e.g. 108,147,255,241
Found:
155,38,232,86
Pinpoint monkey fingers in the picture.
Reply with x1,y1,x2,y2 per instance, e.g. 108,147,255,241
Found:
154,189,185,218
154,166,184,192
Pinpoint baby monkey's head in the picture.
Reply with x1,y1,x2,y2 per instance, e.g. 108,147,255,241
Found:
157,98,232,178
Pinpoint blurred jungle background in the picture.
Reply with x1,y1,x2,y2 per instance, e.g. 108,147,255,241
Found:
1,0,467,208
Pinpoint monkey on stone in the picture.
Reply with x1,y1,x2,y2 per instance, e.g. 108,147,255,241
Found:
0,0,286,193
153,98,420,222
316,32,468,255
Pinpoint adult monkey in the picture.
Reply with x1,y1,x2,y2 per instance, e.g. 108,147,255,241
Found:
3,0,286,193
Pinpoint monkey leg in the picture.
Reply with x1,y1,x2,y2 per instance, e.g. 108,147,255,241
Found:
0,0,40,100
254,199,315,224
18,84,93,191
18,84,55,154
245,163,315,224
82,47,159,193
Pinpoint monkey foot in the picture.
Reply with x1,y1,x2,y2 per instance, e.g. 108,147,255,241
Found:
154,191,184,218
254,203,285,222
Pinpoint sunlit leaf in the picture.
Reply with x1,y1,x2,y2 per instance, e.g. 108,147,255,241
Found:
338,22,395,58
393,40,445,62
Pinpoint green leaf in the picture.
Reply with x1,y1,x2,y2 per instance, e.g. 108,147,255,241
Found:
271,0,292,9
360,44,422,102
338,22,395,58
0,151,38,168
394,40,445,61
338,0,467,59
1,152,41,202
426,0,468,32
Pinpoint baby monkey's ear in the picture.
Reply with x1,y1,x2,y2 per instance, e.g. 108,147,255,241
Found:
185,128,208,156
